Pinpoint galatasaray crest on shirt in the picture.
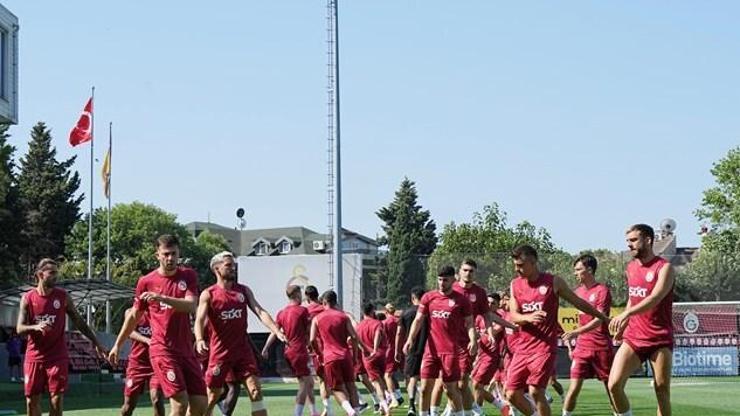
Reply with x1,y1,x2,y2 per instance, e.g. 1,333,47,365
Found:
469,293,477,303
589,293,596,303
448,299,456,307
177,280,187,291
538,286,548,295
237,293,245,303
645,272,655,283
53,299,61,309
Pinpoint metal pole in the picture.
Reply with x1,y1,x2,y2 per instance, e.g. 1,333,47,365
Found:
86,86,95,326
330,0,343,305
105,122,112,333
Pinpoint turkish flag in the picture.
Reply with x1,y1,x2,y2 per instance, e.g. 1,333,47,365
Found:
69,97,93,146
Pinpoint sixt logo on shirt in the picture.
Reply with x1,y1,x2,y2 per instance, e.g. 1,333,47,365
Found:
521,301,544,313
431,310,452,319
159,302,172,310
137,326,152,336
629,286,648,298
35,314,57,325
220,308,243,320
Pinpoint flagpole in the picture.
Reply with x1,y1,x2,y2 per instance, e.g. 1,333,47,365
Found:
86,86,95,326
105,121,112,333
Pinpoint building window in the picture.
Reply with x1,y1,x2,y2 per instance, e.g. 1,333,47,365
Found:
279,240,292,254
256,242,269,256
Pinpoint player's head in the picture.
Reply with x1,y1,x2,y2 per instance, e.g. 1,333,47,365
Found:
458,259,477,284
321,290,338,307
210,251,236,281
626,224,655,259
305,285,319,303
437,265,456,294
410,286,425,304
376,311,386,321
573,253,597,284
384,303,396,315
511,244,538,278
362,302,376,317
498,290,510,310
487,292,501,311
286,284,302,302
155,234,180,273
35,258,58,288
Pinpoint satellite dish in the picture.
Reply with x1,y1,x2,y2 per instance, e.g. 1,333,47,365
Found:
236,208,245,219
660,218,677,233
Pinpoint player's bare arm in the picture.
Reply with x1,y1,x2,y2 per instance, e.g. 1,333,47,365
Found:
402,311,424,355
194,289,211,355
487,310,517,330
109,307,144,364
562,315,603,342
610,264,675,334
140,291,196,313
245,286,286,342
309,317,318,348
66,292,108,360
555,276,609,322
347,318,371,354
125,308,150,345
465,315,478,357
261,332,278,360
16,295,47,335
371,326,384,357
394,324,405,362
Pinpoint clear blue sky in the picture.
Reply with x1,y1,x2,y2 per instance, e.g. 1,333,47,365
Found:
5,1,739,252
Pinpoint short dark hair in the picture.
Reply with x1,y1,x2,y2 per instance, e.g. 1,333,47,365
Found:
437,265,456,278
462,259,478,269
305,285,319,301
487,292,501,303
286,285,301,299
627,224,655,245
511,244,538,261
574,254,598,273
363,302,376,316
156,234,180,249
410,286,425,301
322,290,338,306
375,311,386,321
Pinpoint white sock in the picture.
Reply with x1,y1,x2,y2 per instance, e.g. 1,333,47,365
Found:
430,406,440,416
295,404,305,416
562,411,572,416
380,400,390,413
323,399,334,416
340,400,354,415
370,392,378,404
394,389,402,399
493,397,505,409
454,411,464,416
420,412,430,416
615,411,633,416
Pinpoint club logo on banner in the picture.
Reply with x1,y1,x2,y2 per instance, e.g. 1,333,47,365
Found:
683,311,700,334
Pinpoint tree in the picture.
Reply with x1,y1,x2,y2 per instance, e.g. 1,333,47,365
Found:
0,123,21,282
17,122,82,273
64,202,230,288
687,146,740,300
428,203,572,294
376,178,437,306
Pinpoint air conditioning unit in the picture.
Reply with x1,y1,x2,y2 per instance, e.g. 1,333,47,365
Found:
312,240,326,251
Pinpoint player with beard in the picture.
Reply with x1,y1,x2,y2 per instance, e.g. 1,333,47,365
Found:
403,265,475,416
119,307,165,416
17,258,108,416
560,254,614,416
194,251,285,416
608,224,675,416
310,290,370,416
506,245,609,416
110,235,207,416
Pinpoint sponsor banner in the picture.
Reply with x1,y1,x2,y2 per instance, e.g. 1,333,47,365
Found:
649,347,739,377
558,307,624,333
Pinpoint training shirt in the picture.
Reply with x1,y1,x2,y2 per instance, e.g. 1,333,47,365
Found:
623,256,673,347
418,290,472,355
510,273,559,354
276,303,310,355
573,282,612,351
24,287,68,363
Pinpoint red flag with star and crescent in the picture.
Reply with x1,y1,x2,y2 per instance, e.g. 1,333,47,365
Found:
69,97,93,146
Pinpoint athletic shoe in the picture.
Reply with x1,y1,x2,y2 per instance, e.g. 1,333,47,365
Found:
407,408,416,416
397,396,405,407
373,403,380,413
358,402,370,414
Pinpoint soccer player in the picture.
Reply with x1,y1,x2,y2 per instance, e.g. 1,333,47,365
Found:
560,254,613,416
403,265,476,416
305,286,333,416
395,286,427,416
109,235,207,416
506,245,609,416
608,224,675,416
382,303,404,408
17,258,108,416
356,303,392,416
262,285,317,416
194,251,285,416
470,292,506,415
120,307,165,416
310,290,369,416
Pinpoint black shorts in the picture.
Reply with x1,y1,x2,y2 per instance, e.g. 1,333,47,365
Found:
8,356,21,367
404,353,422,378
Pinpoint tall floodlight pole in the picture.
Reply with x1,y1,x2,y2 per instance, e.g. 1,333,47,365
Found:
327,0,343,305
